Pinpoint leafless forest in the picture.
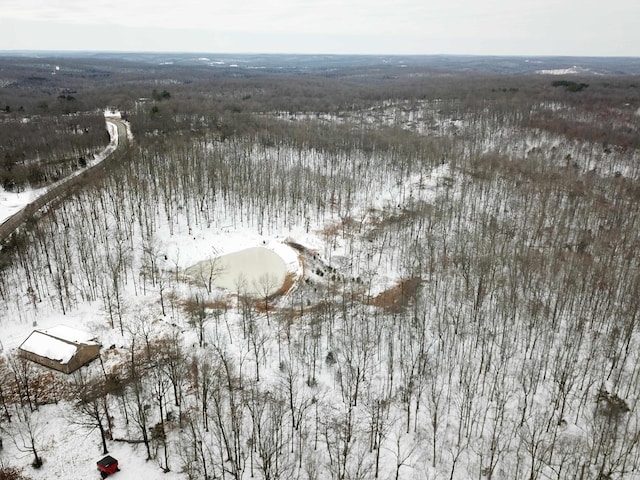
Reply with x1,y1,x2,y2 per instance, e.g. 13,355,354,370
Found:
1,55,640,479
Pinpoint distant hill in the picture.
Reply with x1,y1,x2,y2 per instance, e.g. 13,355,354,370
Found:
2,51,640,75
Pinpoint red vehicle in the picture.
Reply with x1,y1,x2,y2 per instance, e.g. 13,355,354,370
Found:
97,456,119,478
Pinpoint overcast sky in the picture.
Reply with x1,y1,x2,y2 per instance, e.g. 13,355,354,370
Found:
1,0,638,56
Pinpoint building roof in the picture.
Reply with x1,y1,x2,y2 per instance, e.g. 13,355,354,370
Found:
97,456,119,468
18,325,100,365
43,324,97,344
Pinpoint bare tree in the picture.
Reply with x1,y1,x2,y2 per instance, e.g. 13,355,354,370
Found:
69,369,111,455
253,272,281,325
1,404,47,469
184,294,208,348
207,345,247,480
386,426,422,480
246,386,294,480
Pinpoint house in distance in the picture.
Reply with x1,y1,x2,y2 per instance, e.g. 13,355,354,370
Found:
18,325,101,374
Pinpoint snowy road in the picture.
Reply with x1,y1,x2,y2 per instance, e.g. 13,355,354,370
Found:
0,114,130,241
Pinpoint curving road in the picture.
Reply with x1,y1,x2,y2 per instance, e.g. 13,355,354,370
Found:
107,116,129,150
0,116,130,242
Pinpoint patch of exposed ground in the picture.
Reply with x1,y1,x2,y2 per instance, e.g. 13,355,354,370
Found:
274,271,297,297
369,277,422,313
366,202,433,241
286,240,422,315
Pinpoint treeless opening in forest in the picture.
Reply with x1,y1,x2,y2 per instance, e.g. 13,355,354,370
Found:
186,247,289,297
369,277,422,312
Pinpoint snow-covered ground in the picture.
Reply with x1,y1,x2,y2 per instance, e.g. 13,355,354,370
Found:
4,402,186,480
1,98,639,480
0,188,43,225
0,298,189,479
0,131,453,480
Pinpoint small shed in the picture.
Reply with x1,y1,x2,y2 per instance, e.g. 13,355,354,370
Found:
18,325,101,374
97,455,120,477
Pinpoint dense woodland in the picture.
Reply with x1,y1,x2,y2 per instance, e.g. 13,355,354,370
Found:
1,56,640,479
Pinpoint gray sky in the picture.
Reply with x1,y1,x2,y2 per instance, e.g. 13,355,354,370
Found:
1,0,638,56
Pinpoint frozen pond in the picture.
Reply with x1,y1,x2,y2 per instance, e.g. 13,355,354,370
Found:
187,247,288,297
